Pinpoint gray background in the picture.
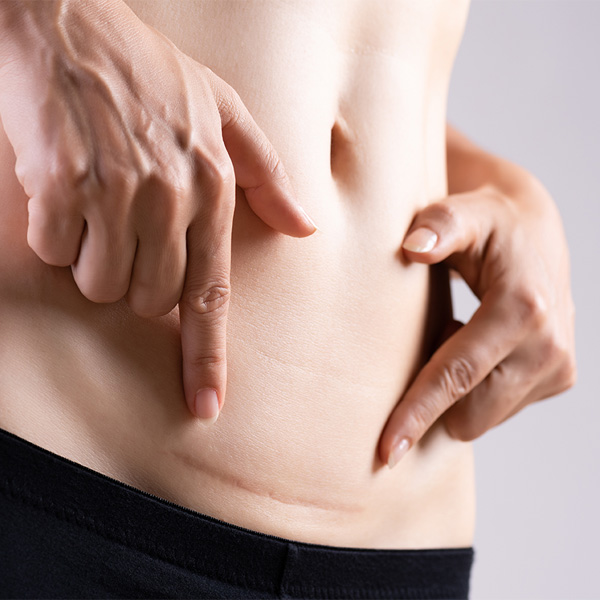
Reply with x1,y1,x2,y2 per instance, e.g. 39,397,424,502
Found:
447,1,600,598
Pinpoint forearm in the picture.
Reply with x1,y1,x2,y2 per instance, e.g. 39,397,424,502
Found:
445,122,543,198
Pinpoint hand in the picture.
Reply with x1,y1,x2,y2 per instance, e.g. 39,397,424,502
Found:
380,179,576,468
0,0,317,423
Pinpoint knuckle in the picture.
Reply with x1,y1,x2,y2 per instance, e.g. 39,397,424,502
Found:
482,184,512,211
445,414,480,443
195,151,235,197
537,333,561,364
454,426,480,443
27,198,81,266
189,351,226,370
439,355,478,402
77,280,126,304
198,64,230,103
427,200,460,230
197,63,215,79
263,148,285,181
546,331,572,364
138,172,189,227
72,266,128,304
185,283,231,316
26,224,51,260
557,355,578,392
215,81,243,126
52,156,104,199
27,195,52,226
514,286,548,329
444,391,493,442
105,166,141,203
64,160,94,190
27,231,72,268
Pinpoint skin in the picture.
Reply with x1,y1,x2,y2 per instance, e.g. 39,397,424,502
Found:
0,0,317,422
0,0,576,548
382,125,577,467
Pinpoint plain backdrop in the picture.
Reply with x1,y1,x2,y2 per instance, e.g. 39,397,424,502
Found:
447,1,600,599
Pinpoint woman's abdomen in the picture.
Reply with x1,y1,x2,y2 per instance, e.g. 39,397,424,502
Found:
0,0,476,549
0,116,475,547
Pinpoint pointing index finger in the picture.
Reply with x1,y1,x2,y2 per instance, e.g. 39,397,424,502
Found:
379,288,529,468
179,161,236,423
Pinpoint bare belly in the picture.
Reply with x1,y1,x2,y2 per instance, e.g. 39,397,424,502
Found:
0,0,476,549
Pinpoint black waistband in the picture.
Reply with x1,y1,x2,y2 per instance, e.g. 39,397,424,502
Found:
0,426,474,598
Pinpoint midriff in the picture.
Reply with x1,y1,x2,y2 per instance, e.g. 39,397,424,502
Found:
0,0,476,549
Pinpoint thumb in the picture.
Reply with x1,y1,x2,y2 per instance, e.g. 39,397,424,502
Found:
214,78,318,238
401,189,497,268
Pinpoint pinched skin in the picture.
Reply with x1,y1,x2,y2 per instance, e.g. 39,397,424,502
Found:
0,0,476,548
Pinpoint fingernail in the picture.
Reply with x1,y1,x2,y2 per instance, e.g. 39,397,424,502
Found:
402,228,437,253
297,205,319,232
388,437,411,469
194,389,220,425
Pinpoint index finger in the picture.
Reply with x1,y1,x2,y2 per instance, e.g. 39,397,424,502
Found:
379,288,532,468
179,158,236,424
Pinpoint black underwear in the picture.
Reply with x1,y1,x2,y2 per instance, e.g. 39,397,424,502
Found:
0,426,475,599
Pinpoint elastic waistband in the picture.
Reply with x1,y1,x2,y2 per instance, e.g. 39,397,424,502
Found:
0,426,474,598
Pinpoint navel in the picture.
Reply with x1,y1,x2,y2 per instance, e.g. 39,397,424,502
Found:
330,114,356,183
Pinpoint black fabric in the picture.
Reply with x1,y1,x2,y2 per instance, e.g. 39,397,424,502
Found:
0,426,475,599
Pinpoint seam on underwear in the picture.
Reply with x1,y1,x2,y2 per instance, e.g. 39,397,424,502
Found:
277,542,292,597
0,475,276,594
282,582,464,600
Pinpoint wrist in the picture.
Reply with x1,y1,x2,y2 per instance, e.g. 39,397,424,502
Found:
0,1,58,70
447,140,540,202
484,155,547,203
446,123,541,199
0,0,135,79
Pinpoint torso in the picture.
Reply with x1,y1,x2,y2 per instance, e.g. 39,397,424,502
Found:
0,0,475,549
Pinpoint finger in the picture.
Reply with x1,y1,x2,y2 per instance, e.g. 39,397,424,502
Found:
179,168,235,424
125,233,187,318
125,183,188,318
212,77,317,237
71,214,137,303
442,352,537,442
27,194,85,266
496,339,577,427
444,295,577,439
438,318,465,347
379,289,530,468
401,188,501,270
497,382,550,427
